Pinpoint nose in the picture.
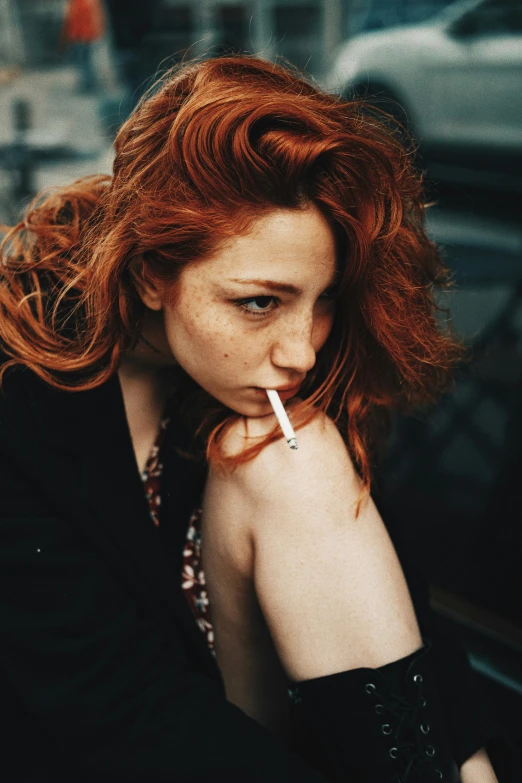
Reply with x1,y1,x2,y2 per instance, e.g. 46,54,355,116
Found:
270,317,317,375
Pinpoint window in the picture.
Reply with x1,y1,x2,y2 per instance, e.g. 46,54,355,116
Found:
452,0,522,37
215,4,251,55
273,4,321,71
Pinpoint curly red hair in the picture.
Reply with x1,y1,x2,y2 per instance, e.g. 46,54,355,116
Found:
0,56,462,491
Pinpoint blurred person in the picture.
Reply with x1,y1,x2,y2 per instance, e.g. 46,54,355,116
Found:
61,0,105,93
0,57,501,782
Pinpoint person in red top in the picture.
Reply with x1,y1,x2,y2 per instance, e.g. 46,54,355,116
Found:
61,0,105,93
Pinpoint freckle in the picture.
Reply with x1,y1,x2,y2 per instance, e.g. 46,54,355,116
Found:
224,353,229,358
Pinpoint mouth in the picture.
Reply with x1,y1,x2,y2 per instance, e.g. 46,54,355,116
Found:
266,385,302,402
277,389,299,402
272,384,302,392
250,383,302,401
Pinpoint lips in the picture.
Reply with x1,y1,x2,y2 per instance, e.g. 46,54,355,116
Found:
251,384,302,401
273,385,301,392
272,385,301,401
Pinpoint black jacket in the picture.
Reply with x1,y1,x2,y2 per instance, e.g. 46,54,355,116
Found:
0,363,490,781
0,365,330,782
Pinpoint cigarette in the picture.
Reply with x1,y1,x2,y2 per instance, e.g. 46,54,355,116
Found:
266,389,298,450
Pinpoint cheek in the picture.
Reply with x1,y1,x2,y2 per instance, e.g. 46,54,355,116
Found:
165,303,248,369
165,302,216,349
313,312,335,351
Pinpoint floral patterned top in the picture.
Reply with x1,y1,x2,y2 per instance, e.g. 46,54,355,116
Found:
141,418,215,655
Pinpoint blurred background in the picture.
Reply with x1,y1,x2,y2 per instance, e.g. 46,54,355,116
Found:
0,0,520,776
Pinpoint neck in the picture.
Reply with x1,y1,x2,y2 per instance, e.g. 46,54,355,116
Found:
118,360,170,474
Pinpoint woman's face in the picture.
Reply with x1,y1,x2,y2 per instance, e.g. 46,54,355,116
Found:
143,205,338,417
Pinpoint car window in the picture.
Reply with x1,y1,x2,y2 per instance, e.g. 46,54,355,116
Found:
451,0,522,36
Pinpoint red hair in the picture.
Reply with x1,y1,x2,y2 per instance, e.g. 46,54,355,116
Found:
0,56,462,492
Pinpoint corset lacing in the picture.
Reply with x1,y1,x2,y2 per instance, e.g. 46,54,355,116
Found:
365,677,443,782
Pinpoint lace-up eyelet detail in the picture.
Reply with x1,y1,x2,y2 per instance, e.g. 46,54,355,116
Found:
349,646,448,781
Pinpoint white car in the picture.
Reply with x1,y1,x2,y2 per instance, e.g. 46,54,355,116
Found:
324,0,522,167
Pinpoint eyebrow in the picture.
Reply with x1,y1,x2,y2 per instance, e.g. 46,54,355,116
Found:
226,278,302,295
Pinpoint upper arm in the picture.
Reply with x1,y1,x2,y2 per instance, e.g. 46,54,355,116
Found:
221,412,422,681
222,410,364,537
219,409,360,505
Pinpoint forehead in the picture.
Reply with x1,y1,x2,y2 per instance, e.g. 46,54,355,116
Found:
185,206,337,288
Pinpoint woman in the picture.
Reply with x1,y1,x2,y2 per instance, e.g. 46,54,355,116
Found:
0,57,498,782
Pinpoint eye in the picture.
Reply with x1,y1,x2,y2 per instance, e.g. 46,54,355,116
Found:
317,288,338,307
320,286,339,300
233,296,278,316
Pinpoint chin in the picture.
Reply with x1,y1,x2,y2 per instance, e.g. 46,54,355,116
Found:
220,398,272,419
222,403,257,417
195,384,272,418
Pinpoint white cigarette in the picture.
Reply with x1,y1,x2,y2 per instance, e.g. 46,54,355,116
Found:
266,390,298,450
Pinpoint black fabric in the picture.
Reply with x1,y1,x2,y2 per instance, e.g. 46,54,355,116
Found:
0,364,327,782
0,360,493,781
373,494,499,771
291,640,460,783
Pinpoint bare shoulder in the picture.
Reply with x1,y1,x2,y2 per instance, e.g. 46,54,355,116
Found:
218,408,361,510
